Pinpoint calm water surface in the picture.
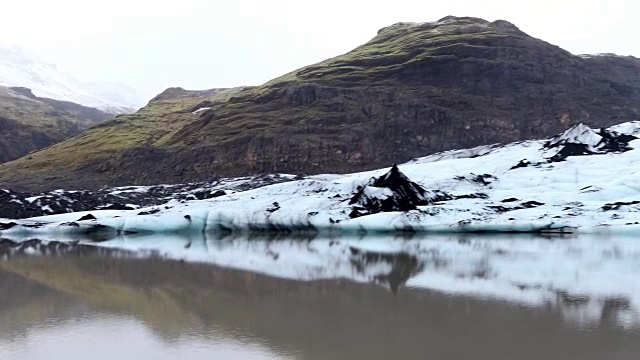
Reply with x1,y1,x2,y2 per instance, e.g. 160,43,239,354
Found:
0,234,639,359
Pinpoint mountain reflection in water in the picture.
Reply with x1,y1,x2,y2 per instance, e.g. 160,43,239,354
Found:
1,234,639,360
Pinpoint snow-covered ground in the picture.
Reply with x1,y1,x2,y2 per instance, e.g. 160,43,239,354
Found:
2,121,640,237
0,45,144,113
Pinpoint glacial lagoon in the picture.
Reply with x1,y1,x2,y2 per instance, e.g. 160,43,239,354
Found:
1,234,639,359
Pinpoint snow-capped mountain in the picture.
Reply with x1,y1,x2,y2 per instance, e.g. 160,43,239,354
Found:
0,45,144,113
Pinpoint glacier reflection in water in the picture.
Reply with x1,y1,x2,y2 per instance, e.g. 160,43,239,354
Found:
1,233,640,359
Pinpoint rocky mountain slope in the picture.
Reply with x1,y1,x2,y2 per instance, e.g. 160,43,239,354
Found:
0,46,144,113
2,16,640,191
0,85,112,163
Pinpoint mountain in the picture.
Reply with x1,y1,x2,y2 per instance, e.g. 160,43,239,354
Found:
0,86,244,190
0,46,144,113
2,16,640,191
0,85,112,163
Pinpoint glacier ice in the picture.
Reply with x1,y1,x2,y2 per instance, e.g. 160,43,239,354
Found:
2,121,640,237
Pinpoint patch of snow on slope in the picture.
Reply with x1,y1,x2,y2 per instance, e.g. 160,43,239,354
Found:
192,107,212,114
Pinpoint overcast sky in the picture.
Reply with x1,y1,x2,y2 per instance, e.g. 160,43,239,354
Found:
0,0,637,101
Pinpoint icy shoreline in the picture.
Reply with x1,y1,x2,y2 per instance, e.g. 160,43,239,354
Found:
2,121,640,237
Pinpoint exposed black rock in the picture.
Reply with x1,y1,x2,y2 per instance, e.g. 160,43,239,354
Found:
521,201,545,208
510,159,531,170
489,200,545,213
0,189,139,219
21,223,45,228
267,202,281,213
99,204,137,210
454,174,498,186
488,205,512,213
598,129,637,152
0,189,28,218
186,189,228,200
0,222,17,230
211,190,227,197
349,165,451,218
77,214,96,221
548,143,593,162
602,200,640,211
472,174,497,186
546,124,637,163
0,174,295,219
454,193,489,200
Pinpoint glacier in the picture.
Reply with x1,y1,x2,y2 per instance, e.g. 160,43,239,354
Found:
2,121,640,237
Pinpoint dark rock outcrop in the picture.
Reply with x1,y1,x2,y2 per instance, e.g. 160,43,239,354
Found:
545,123,637,162
0,174,292,219
349,165,451,218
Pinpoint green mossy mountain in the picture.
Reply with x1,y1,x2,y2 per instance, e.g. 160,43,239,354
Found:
0,87,242,189
2,16,640,190
0,86,112,164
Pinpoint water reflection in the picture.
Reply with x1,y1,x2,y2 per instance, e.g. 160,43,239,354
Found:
1,234,640,359
0,315,291,360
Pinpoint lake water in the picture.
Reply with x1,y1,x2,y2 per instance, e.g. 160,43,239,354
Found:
1,234,639,359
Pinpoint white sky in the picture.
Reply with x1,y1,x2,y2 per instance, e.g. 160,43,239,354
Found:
0,0,637,101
